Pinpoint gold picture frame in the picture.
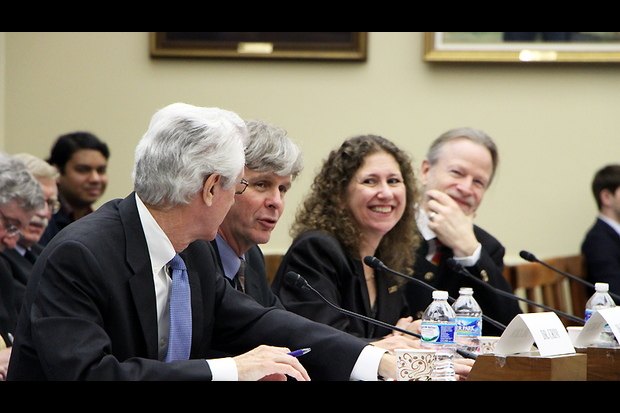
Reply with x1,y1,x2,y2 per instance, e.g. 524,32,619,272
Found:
424,32,620,63
150,32,367,61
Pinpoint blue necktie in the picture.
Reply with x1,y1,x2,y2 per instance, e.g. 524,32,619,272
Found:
165,254,192,362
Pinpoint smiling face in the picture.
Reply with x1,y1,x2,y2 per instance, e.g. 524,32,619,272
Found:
218,168,291,255
57,149,108,209
345,151,406,246
18,176,58,248
420,138,493,216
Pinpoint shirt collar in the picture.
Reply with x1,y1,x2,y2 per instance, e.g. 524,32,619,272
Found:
215,234,244,280
135,193,176,274
599,213,620,237
416,207,437,241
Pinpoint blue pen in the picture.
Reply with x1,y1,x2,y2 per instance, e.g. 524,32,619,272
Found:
288,348,311,357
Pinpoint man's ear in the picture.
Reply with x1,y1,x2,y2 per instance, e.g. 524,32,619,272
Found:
202,174,221,207
419,158,431,186
600,188,614,208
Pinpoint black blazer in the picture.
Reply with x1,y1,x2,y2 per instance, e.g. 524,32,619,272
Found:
210,241,284,309
0,256,17,347
581,218,620,301
8,194,369,381
404,225,521,336
271,230,410,340
0,244,43,315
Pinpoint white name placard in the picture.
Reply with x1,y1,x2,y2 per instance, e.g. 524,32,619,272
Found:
493,312,575,357
574,307,620,348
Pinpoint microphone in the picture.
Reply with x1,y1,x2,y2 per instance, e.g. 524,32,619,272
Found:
283,271,477,360
519,250,620,302
447,258,585,325
363,256,507,332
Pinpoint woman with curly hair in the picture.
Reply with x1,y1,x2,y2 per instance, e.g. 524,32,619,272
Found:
271,134,421,351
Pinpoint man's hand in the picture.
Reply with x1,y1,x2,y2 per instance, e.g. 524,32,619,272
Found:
233,345,311,381
0,347,11,381
426,189,478,257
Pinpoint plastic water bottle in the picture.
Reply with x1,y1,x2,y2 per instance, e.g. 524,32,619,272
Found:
585,282,618,347
421,290,457,381
452,287,482,356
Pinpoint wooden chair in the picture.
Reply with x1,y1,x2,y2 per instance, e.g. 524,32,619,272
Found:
264,253,283,285
548,254,589,321
508,254,588,327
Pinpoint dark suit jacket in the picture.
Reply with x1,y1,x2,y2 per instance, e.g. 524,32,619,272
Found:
404,226,521,336
38,196,75,246
8,194,369,381
210,241,284,309
581,218,620,302
0,256,17,347
271,230,410,340
0,244,43,315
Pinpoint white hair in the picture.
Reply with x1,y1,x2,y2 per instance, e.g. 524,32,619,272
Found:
132,103,248,207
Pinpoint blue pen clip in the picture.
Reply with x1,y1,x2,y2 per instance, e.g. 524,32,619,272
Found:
288,348,311,357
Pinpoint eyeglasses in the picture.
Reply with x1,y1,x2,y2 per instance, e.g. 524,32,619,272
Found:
235,178,249,195
0,208,21,238
46,198,60,214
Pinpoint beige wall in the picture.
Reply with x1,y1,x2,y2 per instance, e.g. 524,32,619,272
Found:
3,32,620,264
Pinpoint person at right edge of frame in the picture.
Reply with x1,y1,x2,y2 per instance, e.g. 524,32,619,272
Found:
581,164,620,301
404,127,521,336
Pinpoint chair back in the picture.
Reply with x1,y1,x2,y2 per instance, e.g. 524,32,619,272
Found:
507,254,588,327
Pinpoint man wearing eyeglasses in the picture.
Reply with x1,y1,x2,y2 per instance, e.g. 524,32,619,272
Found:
1,154,59,317
0,152,44,380
211,120,302,309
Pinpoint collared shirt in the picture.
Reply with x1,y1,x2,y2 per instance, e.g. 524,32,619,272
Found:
135,194,237,380
214,233,244,282
599,213,620,237
417,208,481,267
12,244,27,257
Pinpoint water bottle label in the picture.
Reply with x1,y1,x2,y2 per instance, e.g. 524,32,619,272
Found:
455,316,481,336
421,322,456,344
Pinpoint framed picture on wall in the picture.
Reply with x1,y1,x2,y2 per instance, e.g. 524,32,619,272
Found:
150,32,368,61
424,32,620,63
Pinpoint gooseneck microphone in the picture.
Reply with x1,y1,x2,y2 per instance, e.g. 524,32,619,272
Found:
363,256,507,332
519,250,620,302
283,271,478,360
447,258,585,325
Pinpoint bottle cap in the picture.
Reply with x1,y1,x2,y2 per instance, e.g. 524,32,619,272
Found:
459,287,473,295
433,290,449,300
595,282,609,292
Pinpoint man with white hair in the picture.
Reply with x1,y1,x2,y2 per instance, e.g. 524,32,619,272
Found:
1,154,59,311
0,153,44,380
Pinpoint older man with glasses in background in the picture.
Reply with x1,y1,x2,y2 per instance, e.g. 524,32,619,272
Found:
0,152,44,380
1,154,59,323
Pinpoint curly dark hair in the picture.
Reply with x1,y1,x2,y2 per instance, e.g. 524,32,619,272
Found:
292,134,420,276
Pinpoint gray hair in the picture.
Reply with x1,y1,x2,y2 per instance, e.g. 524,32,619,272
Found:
13,153,60,181
426,127,499,186
132,103,248,207
245,120,303,179
0,152,45,211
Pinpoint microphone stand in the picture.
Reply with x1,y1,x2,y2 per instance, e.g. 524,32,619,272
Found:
363,256,507,332
447,258,585,325
520,250,620,302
